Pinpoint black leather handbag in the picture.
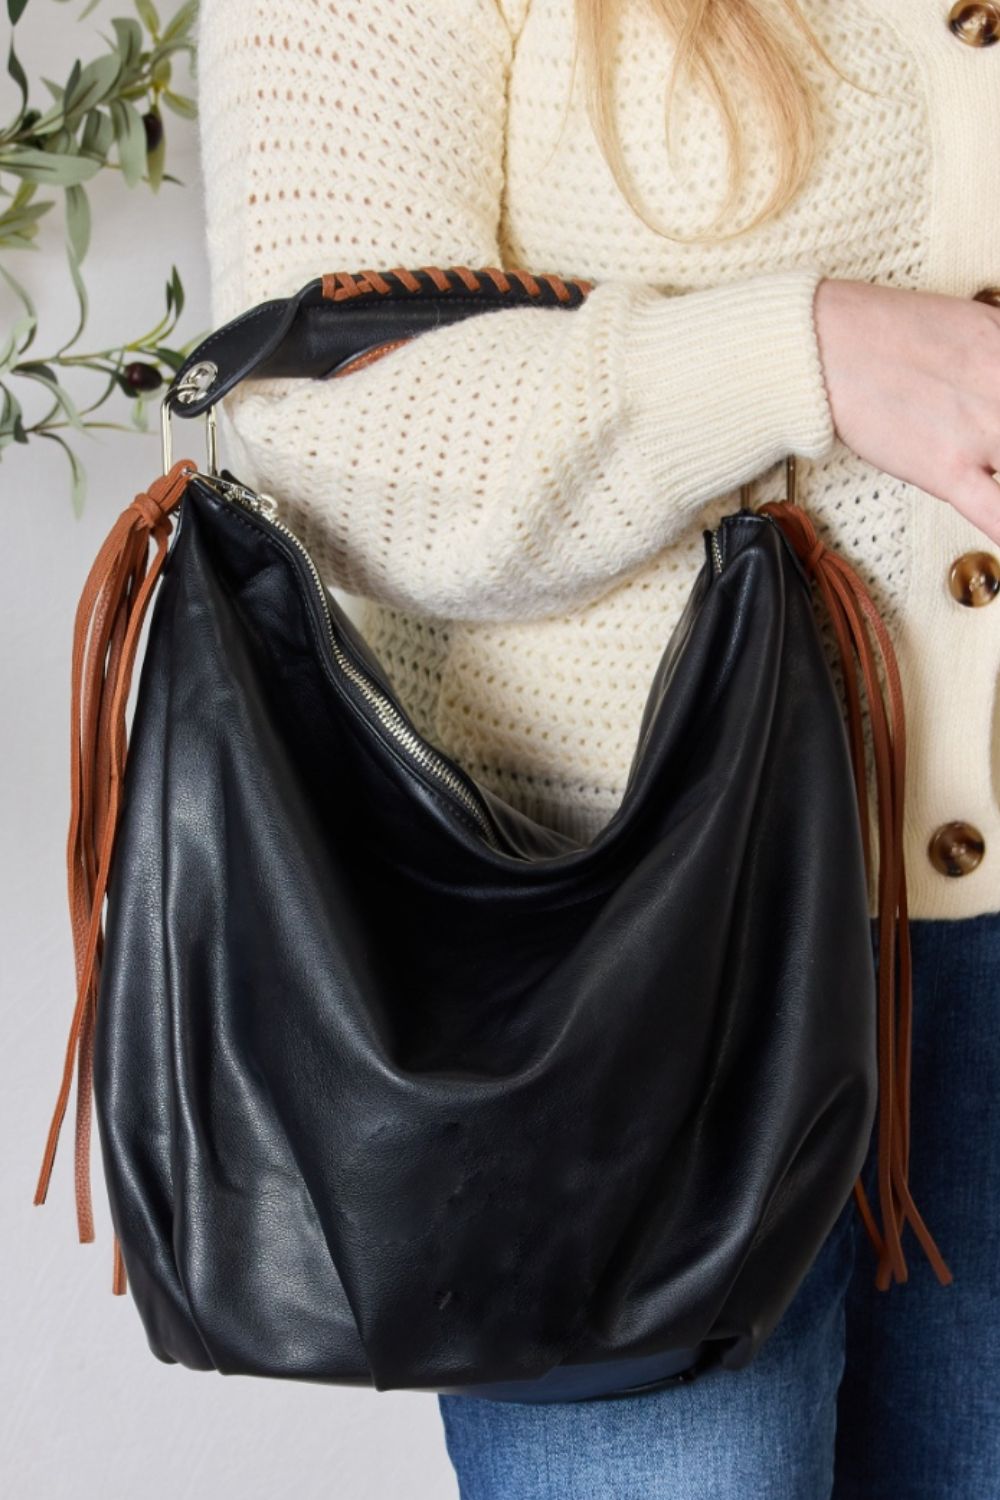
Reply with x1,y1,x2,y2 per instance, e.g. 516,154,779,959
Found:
34,265,951,1403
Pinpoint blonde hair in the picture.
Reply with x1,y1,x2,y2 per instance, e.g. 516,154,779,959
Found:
571,0,870,244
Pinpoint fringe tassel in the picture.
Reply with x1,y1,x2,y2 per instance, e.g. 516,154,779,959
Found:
33,458,198,1294
757,499,953,1290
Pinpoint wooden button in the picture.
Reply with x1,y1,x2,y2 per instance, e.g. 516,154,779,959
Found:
947,2,1000,45
949,550,1000,606
928,820,986,877
973,286,1000,306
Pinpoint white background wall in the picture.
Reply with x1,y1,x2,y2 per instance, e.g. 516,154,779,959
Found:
1,6,458,1495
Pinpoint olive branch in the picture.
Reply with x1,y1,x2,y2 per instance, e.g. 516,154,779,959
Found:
1,0,204,512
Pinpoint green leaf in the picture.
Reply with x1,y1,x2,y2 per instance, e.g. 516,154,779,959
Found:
8,0,31,26
0,310,36,373
161,88,195,119
36,430,87,517
129,390,149,432
63,53,122,120
7,177,40,210
165,264,184,318
0,259,37,328
38,77,64,109
7,37,28,117
63,58,82,111
0,185,53,247
108,98,147,188
79,106,114,159
0,385,27,452
111,17,144,75
160,0,198,46
0,260,39,359
17,363,88,435
54,236,89,356
64,182,91,263
17,359,57,382
135,0,160,35
0,147,103,186
152,344,185,372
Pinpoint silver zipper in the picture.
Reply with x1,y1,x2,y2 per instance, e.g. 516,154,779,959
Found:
193,470,503,850
710,526,724,576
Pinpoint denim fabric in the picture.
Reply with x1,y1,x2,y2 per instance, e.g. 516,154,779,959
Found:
438,911,1000,1499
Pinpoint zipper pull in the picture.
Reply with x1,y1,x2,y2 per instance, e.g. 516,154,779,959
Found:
236,483,279,521
197,470,279,521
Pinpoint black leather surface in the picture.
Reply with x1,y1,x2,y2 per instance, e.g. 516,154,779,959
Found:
167,269,591,415
92,471,878,1395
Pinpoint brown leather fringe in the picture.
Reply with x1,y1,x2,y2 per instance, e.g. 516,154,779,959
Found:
33,458,197,1294
757,499,953,1290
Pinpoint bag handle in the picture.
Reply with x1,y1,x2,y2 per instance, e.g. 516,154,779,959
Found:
162,264,594,424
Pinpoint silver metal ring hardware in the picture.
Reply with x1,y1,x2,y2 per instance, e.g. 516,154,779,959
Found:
160,359,220,475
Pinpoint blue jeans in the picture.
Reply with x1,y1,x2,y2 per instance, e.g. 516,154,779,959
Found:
438,911,1000,1498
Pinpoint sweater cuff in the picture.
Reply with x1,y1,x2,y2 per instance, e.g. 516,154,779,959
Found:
624,268,837,511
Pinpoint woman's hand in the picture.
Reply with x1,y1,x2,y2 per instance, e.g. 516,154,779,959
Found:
814,278,1000,545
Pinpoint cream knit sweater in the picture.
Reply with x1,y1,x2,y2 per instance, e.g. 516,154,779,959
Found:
195,0,1000,920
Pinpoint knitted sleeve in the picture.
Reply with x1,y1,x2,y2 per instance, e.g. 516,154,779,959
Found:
195,0,836,622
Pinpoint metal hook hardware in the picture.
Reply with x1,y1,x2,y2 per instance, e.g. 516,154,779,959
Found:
784,453,798,505
160,360,220,474
738,453,798,512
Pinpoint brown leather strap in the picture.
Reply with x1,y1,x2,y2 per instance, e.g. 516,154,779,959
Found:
330,337,412,378
756,499,953,1289
33,457,197,1294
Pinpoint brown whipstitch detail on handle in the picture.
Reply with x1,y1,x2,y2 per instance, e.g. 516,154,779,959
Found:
320,264,593,303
